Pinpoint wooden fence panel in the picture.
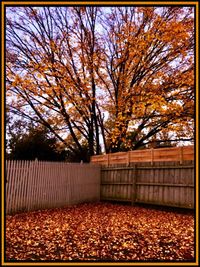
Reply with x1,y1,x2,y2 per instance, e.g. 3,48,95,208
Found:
101,161,194,209
91,145,194,165
6,161,100,214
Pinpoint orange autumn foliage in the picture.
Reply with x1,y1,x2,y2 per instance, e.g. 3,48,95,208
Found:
6,6,194,155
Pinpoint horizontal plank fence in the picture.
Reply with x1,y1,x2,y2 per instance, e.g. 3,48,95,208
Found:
6,160,100,214
100,161,194,209
91,145,194,166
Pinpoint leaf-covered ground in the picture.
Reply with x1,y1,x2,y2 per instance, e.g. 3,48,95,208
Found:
5,202,194,262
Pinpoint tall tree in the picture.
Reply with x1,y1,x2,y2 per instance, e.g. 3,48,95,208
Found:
6,6,194,156
99,7,194,151
6,7,102,156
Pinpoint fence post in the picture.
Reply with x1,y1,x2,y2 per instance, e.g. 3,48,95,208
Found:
131,164,137,205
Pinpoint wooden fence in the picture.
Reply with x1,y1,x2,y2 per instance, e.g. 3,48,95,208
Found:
101,161,194,209
5,157,195,214
6,160,100,214
91,145,194,166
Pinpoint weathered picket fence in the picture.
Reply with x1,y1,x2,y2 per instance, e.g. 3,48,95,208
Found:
6,160,100,214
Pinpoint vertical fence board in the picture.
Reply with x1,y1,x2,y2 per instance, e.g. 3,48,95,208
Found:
6,160,13,213
163,164,169,205
6,160,12,213
128,169,132,200
11,161,21,213
29,161,36,211
65,163,70,205
10,162,15,215
18,161,27,212
40,161,46,208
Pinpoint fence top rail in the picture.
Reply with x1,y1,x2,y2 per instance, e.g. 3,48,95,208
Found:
6,160,99,166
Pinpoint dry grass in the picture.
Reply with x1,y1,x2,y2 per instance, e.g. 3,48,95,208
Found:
5,202,194,262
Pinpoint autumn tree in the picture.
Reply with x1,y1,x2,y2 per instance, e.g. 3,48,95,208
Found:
6,6,194,156
6,6,102,157
98,7,194,152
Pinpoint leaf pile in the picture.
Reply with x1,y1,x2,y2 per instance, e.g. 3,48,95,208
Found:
6,203,194,261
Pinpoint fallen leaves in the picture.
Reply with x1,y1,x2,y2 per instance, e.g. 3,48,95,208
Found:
5,203,194,261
